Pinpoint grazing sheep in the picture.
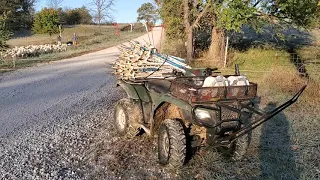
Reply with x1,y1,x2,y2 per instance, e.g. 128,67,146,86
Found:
2,44,68,59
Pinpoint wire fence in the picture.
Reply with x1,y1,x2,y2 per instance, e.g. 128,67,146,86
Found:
222,52,320,83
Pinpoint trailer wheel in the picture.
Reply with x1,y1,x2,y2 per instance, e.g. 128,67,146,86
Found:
114,98,140,138
158,119,187,168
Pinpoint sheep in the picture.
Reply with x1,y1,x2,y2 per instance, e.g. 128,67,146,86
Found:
2,44,68,60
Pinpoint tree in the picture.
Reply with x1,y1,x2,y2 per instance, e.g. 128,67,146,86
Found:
58,6,92,25
33,8,60,36
182,0,210,62
158,0,319,64
0,12,11,50
46,0,64,9
74,6,92,24
66,9,81,25
90,0,114,26
0,0,35,31
137,3,159,26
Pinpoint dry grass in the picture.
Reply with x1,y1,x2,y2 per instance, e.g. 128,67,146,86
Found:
296,45,320,83
161,38,187,58
1,25,145,72
7,25,127,47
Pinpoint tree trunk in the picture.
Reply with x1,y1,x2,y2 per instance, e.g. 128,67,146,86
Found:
207,27,225,66
186,28,193,63
183,0,193,63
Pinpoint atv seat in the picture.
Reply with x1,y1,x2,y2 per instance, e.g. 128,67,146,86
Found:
146,80,171,94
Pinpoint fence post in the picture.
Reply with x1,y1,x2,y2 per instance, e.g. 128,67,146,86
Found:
224,36,229,68
273,52,278,70
114,22,120,38
13,56,16,69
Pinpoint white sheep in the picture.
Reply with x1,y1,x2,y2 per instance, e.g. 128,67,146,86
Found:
2,43,68,59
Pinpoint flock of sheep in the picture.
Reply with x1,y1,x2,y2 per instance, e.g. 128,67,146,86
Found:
1,44,68,60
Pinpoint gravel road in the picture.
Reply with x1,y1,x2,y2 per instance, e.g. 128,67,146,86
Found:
0,28,172,179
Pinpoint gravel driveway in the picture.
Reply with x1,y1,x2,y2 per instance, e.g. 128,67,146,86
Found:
0,28,171,179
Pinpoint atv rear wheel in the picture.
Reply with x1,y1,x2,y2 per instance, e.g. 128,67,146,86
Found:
114,98,141,137
158,119,187,168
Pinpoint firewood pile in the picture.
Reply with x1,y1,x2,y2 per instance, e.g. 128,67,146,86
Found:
113,41,191,80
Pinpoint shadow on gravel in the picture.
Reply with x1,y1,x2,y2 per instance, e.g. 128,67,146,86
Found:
259,102,299,180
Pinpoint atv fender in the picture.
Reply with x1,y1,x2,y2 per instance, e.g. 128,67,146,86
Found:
117,80,151,102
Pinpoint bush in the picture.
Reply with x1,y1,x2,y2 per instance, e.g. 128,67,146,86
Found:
33,8,60,36
0,26,11,50
62,6,92,25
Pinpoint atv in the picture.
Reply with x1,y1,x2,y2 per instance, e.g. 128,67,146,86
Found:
113,66,306,168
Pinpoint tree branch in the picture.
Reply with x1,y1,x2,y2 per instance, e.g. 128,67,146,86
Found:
253,0,262,8
183,0,191,30
191,2,211,28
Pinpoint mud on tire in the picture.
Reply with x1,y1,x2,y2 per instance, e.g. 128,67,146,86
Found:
114,98,142,138
158,119,187,168
230,133,250,161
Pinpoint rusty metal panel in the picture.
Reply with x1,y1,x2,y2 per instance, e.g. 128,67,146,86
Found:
170,77,257,103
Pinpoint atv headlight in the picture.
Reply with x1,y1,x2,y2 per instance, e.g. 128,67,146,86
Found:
194,108,211,120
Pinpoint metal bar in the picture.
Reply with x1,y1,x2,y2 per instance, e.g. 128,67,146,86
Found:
215,102,249,117
229,85,307,143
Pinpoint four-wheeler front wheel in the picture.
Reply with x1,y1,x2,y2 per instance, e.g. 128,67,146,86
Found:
113,98,141,138
229,133,250,161
158,119,187,168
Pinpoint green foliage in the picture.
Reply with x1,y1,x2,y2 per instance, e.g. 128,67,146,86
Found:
310,2,320,28
65,6,92,25
137,2,159,25
0,0,35,31
33,8,60,36
159,0,319,34
217,0,256,31
66,10,81,25
0,13,12,49
158,0,319,55
159,0,185,40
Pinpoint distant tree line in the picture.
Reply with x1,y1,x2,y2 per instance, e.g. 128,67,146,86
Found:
58,6,92,25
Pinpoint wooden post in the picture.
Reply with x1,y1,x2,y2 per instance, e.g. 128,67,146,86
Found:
159,24,164,52
59,25,62,38
224,36,229,68
13,56,16,68
130,23,133,32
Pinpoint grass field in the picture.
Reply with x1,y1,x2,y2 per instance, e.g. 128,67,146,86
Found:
0,25,144,72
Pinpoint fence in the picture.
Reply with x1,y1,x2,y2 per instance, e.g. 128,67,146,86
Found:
222,52,320,83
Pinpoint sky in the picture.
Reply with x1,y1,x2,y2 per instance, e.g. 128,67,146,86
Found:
35,0,154,23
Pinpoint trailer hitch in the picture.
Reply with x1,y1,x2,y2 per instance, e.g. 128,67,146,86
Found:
226,84,307,143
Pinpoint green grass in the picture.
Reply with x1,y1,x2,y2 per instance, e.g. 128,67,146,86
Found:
296,45,320,83
1,25,144,72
